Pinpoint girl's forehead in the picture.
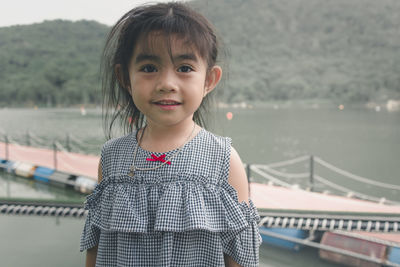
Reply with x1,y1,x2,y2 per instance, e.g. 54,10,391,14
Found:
133,32,201,58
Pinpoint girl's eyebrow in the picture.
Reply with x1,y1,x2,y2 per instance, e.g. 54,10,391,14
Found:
134,53,198,64
174,53,198,62
135,54,161,64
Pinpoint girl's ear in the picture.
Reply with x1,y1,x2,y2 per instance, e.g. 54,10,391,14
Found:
115,64,131,95
204,65,222,97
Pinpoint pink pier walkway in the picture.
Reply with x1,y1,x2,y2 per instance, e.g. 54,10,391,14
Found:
251,183,400,244
2,141,400,217
250,183,400,216
251,183,400,214
0,142,99,179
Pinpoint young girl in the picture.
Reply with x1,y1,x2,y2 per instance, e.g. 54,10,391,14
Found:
80,2,261,267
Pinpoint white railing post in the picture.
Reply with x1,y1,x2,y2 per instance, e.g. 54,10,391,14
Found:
309,155,314,191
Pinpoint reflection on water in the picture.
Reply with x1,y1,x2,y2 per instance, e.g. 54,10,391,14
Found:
0,216,85,267
0,171,84,201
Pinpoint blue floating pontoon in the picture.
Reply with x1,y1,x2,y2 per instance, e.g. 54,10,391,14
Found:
34,167,54,183
260,227,308,251
388,246,400,265
3,160,17,173
0,158,7,169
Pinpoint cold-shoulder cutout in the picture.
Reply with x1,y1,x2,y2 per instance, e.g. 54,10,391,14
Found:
228,146,249,204
97,160,103,183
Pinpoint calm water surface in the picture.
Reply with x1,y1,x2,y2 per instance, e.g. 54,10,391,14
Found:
0,107,399,266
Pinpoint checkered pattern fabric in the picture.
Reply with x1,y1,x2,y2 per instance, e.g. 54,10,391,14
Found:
80,128,261,267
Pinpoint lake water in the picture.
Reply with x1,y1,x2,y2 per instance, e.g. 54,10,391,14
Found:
0,106,399,266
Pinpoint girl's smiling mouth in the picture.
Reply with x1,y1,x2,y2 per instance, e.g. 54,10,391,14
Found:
152,99,182,110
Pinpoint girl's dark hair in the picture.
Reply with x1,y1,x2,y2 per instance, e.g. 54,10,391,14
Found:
102,2,220,139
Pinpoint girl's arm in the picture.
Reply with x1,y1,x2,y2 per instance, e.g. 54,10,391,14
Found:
86,246,98,267
85,161,103,267
224,146,249,267
227,147,249,204
224,253,243,267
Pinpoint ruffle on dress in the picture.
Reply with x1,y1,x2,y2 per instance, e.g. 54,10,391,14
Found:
221,199,261,267
80,211,100,252
80,173,261,266
81,173,254,233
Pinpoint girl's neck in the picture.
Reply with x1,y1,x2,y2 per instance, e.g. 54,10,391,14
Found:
138,120,199,153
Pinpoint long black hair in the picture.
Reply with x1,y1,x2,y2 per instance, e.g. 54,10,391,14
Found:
102,2,221,139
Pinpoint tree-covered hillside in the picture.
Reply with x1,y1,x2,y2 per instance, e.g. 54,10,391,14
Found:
0,20,108,106
0,0,399,106
194,0,400,103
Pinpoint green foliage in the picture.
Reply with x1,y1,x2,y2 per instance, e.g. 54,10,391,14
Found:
0,0,400,106
193,0,400,103
0,20,107,106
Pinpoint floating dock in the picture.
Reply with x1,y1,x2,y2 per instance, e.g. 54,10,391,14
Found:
0,141,98,193
0,141,98,178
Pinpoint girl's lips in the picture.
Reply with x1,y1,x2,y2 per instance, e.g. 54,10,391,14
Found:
153,99,181,105
153,100,181,110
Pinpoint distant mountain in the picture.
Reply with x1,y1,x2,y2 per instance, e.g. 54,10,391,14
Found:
0,20,108,106
193,0,400,103
0,0,399,106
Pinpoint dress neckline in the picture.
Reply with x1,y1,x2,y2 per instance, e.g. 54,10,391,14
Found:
132,127,204,155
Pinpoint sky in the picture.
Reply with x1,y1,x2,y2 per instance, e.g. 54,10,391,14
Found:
0,0,177,27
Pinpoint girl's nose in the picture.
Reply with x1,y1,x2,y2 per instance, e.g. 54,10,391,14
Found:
156,70,178,93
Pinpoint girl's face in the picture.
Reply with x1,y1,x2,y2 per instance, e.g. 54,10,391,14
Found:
126,32,221,129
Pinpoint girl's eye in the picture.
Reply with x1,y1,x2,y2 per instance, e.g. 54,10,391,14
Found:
140,65,157,73
177,65,193,73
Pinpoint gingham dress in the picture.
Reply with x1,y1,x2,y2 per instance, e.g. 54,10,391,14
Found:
80,128,261,267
